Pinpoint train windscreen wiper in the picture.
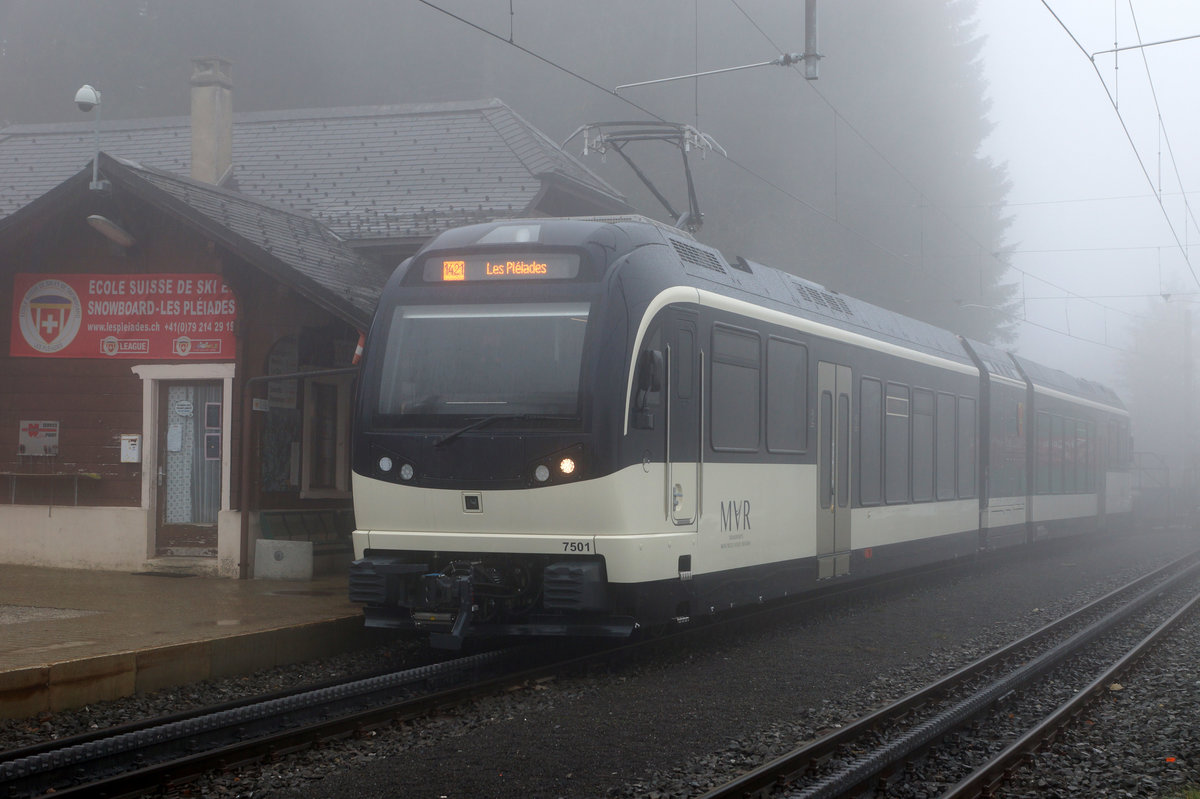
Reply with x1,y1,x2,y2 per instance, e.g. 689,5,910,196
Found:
433,414,572,447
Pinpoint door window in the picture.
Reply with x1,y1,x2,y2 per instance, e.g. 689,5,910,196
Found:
163,383,221,525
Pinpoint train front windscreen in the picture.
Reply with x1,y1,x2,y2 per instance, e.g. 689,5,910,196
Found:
375,302,591,422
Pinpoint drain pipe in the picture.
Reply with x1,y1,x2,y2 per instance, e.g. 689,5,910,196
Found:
238,367,359,579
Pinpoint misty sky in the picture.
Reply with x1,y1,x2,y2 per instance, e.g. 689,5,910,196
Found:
975,1,1200,385
4,1,1199,389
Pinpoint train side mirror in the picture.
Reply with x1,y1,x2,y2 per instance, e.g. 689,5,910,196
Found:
637,348,664,395
632,348,664,429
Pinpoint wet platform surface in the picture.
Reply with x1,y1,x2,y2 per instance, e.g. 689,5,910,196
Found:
0,564,370,718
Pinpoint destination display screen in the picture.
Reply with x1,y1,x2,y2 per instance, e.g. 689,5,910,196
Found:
422,252,581,282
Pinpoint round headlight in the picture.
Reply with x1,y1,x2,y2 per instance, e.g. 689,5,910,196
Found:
378,456,393,472
534,464,551,483
559,457,576,475
399,463,415,481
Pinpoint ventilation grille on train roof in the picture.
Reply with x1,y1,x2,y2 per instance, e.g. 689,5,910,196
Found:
669,237,727,274
789,278,853,315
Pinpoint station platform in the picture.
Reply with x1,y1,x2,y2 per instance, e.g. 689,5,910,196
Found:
0,563,375,719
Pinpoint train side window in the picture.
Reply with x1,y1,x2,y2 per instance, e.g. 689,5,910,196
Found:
766,337,808,453
957,396,976,498
859,378,882,505
1121,420,1132,467
1050,415,1064,494
1086,421,1097,491
631,326,663,429
936,392,956,500
1076,420,1089,493
1063,416,1077,494
1108,420,1118,471
1035,412,1050,494
1097,420,1109,475
885,383,910,504
912,389,934,502
675,327,694,400
710,324,761,452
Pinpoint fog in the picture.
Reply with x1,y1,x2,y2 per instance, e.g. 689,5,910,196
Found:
2,0,1198,482
0,1,1011,339
976,1,1200,487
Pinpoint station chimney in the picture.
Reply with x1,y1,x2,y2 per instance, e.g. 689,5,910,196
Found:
190,57,233,185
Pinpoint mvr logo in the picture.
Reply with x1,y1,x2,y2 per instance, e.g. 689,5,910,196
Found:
720,500,751,532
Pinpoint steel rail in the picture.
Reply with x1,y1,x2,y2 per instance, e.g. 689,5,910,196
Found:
0,552,968,788
942,589,1200,799
695,547,1200,799
0,536,1143,798
0,556,944,774
0,648,458,765
0,647,520,798
27,655,570,799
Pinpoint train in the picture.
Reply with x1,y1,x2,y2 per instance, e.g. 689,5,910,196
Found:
348,215,1133,649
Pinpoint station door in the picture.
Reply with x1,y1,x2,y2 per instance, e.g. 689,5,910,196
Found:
156,381,222,556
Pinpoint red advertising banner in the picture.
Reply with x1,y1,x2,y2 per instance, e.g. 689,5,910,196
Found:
10,273,237,359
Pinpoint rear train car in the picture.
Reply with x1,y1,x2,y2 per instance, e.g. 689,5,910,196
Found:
347,216,1131,647
1011,355,1133,537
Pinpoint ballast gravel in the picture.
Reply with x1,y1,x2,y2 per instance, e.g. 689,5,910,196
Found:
2,524,1198,798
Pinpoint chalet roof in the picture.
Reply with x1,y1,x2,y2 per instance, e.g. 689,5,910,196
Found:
0,152,387,329
0,99,629,240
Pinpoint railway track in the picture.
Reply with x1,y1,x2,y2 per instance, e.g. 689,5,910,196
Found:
695,547,1200,799
0,539,1141,798
0,644,567,798
0,547,1002,799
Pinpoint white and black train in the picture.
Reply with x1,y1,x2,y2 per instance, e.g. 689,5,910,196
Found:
349,216,1133,648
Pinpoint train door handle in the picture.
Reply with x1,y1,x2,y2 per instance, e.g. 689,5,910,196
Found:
672,483,683,511
157,465,164,487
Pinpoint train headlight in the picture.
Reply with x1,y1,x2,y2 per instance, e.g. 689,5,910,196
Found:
378,456,393,473
527,444,585,486
399,463,415,481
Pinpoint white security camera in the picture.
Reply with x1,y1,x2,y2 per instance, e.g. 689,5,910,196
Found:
74,84,101,112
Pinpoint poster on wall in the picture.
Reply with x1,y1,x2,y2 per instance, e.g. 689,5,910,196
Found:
10,273,236,359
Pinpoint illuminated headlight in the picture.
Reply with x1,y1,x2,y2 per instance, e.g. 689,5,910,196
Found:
378,456,393,473
559,457,576,475
534,464,551,483
399,463,415,481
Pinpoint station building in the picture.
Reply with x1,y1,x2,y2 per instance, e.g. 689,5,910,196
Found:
0,58,628,577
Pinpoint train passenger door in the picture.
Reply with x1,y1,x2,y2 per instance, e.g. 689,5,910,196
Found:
667,314,700,526
817,362,852,578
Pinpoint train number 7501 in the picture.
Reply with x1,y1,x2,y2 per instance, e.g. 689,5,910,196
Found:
562,541,592,553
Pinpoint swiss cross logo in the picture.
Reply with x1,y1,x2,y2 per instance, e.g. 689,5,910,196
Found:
17,279,81,353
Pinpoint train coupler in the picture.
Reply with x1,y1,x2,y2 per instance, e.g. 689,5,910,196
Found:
428,574,474,651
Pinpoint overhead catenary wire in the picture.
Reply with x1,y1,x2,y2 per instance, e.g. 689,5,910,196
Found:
1125,1,1200,263
987,188,1200,208
729,0,1151,327
412,0,666,124
415,0,938,284
1091,30,1200,57
416,0,1147,344
1041,0,1200,289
